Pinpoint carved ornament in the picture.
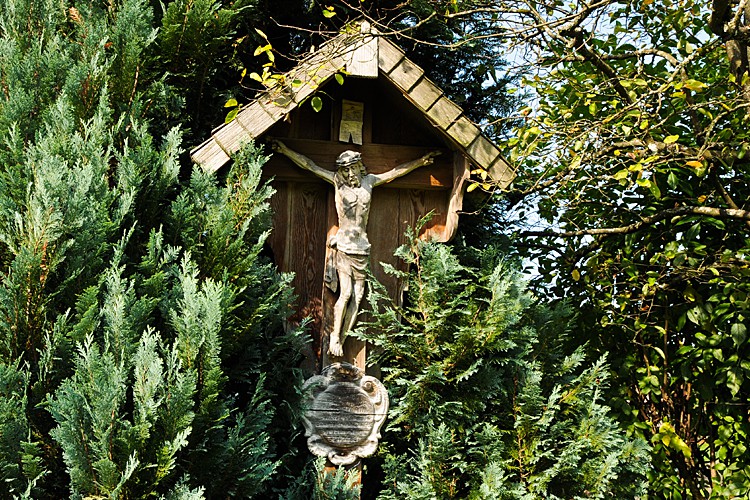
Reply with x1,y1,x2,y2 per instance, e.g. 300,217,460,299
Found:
301,363,389,465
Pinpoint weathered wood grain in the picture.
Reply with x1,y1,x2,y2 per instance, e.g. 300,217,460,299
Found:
347,33,378,78
446,116,480,148
190,138,230,171
408,77,443,111
386,57,424,93
274,182,328,363
488,156,516,188
426,96,463,130
467,135,501,170
377,38,405,74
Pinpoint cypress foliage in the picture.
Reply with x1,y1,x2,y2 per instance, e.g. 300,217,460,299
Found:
0,0,307,497
358,225,651,498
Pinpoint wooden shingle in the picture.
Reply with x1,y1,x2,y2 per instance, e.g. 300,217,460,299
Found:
446,116,480,148
377,38,405,74
426,96,463,130
408,77,442,111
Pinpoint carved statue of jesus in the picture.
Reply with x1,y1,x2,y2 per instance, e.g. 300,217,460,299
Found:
271,140,440,356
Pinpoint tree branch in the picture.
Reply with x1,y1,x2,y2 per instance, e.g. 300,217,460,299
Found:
522,206,750,238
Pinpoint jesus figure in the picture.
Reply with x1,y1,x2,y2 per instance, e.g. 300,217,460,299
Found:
271,140,441,356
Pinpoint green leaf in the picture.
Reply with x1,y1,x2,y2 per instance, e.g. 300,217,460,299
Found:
731,323,747,347
667,171,678,189
311,96,323,112
335,73,344,85
224,107,239,123
649,179,662,199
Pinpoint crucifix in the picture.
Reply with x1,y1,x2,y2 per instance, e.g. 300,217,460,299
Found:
189,24,513,489
271,140,440,357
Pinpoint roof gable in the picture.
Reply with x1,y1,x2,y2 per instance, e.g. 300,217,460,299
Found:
190,23,514,188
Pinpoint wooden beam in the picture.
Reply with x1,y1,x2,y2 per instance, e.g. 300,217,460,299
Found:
441,154,471,242
262,139,453,189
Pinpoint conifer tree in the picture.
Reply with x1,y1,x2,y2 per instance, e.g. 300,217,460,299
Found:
0,0,308,497
358,225,650,498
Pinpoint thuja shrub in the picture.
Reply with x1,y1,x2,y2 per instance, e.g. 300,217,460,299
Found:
357,228,650,498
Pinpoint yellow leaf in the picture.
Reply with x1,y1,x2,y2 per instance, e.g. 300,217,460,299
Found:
467,182,479,192
697,195,707,203
684,79,707,91
663,135,679,144
685,160,703,169
572,269,581,281
614,169,629,180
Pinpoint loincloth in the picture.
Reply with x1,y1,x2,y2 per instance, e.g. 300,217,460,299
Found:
336,251,369,280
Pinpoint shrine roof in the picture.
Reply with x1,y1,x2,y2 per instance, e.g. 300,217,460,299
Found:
190,23,514,188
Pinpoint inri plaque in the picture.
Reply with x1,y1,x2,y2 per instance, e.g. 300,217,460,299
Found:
302,363,389,465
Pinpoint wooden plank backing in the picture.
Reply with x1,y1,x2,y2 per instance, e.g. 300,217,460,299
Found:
271,181,329,365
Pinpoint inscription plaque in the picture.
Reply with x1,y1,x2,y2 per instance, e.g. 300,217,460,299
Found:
302,363,389,465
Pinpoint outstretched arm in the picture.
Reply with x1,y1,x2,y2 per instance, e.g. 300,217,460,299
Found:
371,151,442,187
270,139,335,184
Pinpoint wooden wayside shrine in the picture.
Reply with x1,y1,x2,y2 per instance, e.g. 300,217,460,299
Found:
191,22,515,373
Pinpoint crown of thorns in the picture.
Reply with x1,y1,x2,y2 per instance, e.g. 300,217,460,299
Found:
335,151,362,167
